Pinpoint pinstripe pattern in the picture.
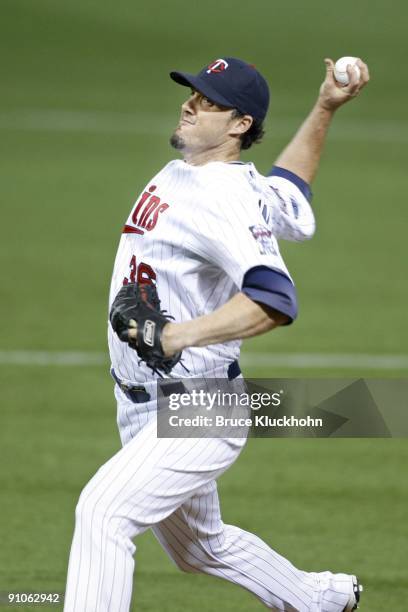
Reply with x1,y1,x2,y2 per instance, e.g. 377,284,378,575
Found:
107,160,314,385
64,410,246,611
64,161,356,611
152,482,316,611
64,394,357,611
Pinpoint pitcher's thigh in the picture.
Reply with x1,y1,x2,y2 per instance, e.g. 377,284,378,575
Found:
76,427,241,530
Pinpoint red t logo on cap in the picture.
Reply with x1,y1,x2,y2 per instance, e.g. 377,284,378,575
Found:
206,59,229,74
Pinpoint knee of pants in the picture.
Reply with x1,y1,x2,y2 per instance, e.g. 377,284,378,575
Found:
163,534,228,573
198,529,227,558
74,487,138,558
74,483,128,541
75,488,105,530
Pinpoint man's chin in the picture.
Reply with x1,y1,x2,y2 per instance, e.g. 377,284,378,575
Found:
169,131,186,151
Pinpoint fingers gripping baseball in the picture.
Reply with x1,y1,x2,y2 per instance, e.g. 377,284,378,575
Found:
319,57,370,111
109,283,182,375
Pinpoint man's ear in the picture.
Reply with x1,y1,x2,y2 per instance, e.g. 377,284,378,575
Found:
229,114,253,137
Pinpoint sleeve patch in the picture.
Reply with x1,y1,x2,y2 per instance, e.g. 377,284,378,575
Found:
249,225,277,255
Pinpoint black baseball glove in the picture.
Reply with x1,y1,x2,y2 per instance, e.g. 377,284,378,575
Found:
109,283,181,375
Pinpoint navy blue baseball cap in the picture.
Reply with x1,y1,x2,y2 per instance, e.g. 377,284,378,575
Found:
170,57,270,122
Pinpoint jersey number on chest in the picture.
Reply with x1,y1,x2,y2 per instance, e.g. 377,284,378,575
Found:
123,255,156,286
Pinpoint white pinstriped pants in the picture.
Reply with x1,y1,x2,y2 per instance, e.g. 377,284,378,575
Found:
64,388,353,612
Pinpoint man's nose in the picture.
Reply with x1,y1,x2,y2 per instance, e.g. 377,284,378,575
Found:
181,95,196,114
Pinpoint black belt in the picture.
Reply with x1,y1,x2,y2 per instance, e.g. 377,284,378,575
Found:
111,360,241,404
227,360,241,380
110,369,152,403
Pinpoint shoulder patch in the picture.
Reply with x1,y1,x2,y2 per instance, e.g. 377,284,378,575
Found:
249,224,277,255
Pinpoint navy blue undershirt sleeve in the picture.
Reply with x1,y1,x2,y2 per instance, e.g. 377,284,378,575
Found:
268,165,312,202
242,266,298,325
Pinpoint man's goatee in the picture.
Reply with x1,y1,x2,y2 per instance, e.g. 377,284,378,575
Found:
170,132,185,150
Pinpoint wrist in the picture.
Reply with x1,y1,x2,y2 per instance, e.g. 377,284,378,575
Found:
315,98,337,115
162,322,190,357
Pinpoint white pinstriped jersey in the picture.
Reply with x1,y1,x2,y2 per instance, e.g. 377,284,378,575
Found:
108,160,315,384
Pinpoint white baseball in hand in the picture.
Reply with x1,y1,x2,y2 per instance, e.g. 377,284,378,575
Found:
334,57,361,85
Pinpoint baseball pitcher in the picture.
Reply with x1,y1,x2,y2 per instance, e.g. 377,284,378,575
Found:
64,56,369,611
